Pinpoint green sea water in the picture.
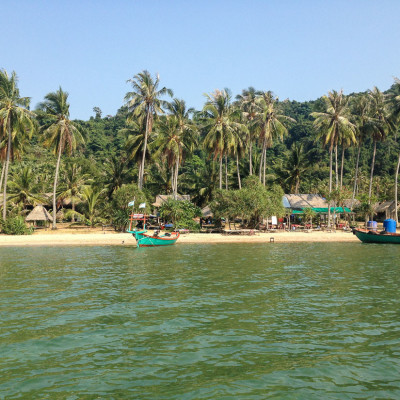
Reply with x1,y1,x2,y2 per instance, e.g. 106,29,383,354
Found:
1,243,400,399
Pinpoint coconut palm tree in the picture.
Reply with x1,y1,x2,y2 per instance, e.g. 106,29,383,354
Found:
82,186,104,228
276,142,310,193
349,93,370,208
38,87,85,229
312,90,356,192
125,70,173,189
202,89,246,189
58,163,90,222
255,91,295,186
389,78,400,224
164,98,198,197
312,90,356,227
236,87,260,175
153,102,198,198
122,113,151,187
8,166,44,209
367,87,394,201
0,69,35,220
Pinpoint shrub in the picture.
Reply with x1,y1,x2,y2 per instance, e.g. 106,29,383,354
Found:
1,216,33,235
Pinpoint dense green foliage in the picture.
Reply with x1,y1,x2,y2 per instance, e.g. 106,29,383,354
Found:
1,68,400,233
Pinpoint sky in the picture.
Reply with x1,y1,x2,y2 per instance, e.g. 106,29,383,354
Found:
1,0,400,120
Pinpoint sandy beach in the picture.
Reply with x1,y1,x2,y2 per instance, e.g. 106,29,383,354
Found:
0,228,359,247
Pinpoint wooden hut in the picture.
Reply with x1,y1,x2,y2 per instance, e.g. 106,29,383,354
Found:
25,205,53,229
375,201,399,221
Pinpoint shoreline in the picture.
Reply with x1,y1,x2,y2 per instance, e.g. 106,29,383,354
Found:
0,230,359,247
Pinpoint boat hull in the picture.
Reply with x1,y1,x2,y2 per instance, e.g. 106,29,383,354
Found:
132,230,180,247
353,229,400,244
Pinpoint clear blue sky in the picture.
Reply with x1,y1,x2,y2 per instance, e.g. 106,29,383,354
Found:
2,0,400,119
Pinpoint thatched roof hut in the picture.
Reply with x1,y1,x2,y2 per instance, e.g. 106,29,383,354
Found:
201,205,213,218
153,194,191,207
25,205,53,223
375,201,399,221
283,194,328,209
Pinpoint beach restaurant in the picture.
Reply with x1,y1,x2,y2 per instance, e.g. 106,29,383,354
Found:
283,194,352,227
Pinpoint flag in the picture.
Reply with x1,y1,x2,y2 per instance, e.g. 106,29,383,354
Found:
128,200,135,207
139,202,146,209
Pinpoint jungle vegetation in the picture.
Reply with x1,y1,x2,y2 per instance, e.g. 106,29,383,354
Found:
1,68,400,231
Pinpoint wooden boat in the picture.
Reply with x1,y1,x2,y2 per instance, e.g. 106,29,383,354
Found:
353,228,400,244
127,213,180,248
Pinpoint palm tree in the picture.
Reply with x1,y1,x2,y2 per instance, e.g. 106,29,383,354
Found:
202,89,246,189
0,69,35,220
276,142,310,193
389,78,400,224
122,114,151,187
312,90,356,192
255,91,295,186
125,70,173,189
38,87,85,229
162,98,198,197
8,166,44,209
82,186,104,228
58,163,90,222
236,87,260,175
312,90,356,226
349,93,370,208
367,87,394,201
103,155,130,199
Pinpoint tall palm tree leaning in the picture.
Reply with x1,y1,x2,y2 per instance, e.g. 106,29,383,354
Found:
311,90,356,226
0,69,35,220
255,91,295,186
125,71,173,190
38,87,85,229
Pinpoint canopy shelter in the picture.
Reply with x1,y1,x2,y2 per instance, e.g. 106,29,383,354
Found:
25,205,53,229
291,207,352,214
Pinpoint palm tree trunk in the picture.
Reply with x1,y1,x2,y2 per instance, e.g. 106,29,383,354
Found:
340,146,345,189
137,162,142,187
335,145,339,189
351,145,361,209
52,142,63,229
249,138,253,175
139,108,151,190
174,155,179,199
263,147,267,186
295,176,300,194
395,151,400,226
236,153,241,189
369,140,377,201
329,149,333,193
219,156,222,190
0,161,5,196
72,201,75,223
2,120,12,221
225,154,228,190
171,164,175,195
259,138,266,182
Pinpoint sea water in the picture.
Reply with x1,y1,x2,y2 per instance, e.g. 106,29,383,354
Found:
1,243,400,399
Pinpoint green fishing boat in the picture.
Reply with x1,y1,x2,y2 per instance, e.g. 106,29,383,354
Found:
127,213,180,248
353,228,400,244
